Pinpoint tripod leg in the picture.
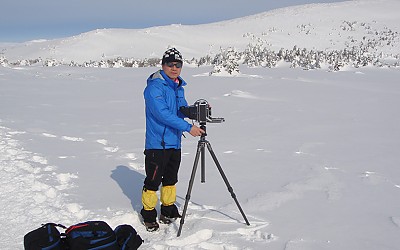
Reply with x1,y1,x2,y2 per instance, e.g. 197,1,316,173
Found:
177,142,204,237
201,143,206,183
205,141,250,226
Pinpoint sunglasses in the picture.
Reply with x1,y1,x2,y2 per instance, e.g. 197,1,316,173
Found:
165,62,183,68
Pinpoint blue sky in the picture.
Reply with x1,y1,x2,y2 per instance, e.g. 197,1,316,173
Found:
0,0,344,42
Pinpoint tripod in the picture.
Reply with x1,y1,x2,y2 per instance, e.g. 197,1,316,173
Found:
177,123,250,237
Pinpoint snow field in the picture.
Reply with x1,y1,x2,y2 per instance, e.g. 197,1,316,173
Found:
1,64,400,249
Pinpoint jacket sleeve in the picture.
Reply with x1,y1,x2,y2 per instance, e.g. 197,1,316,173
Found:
145,84,192,132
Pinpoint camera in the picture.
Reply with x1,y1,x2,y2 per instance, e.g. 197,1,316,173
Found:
180,99,225,124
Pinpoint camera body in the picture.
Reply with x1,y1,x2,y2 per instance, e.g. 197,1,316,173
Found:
180,99,224,124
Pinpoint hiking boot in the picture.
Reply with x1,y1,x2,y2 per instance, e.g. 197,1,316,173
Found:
144,221,159,232
160,204,181,220
159,214,179,224
160,204,182,224
141,208,159,231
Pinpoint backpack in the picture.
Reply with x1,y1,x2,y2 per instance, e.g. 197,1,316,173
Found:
24,223,67,250
24,221,143,250
64,221,118,250
114,225,143,250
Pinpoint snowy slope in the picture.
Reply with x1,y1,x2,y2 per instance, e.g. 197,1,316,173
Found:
1,0,400,64
1,0,400,249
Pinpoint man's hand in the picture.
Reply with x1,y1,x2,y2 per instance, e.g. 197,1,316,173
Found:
189,125,205,137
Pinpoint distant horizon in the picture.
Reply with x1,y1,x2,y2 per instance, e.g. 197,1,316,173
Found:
0,0,345,43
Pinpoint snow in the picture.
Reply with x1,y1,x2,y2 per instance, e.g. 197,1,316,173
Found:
1,1,400,249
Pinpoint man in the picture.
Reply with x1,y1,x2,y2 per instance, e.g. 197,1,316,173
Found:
141,48,204,231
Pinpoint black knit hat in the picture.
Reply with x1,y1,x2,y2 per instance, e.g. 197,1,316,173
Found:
162,48,183,65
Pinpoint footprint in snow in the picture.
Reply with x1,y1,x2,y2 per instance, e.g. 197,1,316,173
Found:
221,223,275,243
124,153,137,161
96,139,119,153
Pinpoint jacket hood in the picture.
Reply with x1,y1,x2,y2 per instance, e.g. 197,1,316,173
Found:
147,70,187,89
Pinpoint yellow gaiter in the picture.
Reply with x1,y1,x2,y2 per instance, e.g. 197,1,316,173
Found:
142,189,158,211
161,185,176,206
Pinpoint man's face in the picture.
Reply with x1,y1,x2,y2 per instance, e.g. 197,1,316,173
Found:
162,61,182,80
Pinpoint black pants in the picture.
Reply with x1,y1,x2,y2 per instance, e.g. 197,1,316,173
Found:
143,149,181,191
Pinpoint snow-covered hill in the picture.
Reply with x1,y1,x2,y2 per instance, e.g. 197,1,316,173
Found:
1,0,399,65
1,1,400,249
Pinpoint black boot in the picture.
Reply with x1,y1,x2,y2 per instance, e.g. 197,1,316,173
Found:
141,208,159,232
160,204,181,224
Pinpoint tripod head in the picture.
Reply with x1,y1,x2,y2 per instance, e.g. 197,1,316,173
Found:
199,122,207,138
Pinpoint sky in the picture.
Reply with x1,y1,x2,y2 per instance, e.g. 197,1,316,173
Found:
0,0,345,43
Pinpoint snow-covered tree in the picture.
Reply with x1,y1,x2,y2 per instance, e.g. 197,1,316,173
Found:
0,56,8,67
210,47,240,75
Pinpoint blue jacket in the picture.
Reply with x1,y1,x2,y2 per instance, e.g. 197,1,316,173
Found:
144,70,192,149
